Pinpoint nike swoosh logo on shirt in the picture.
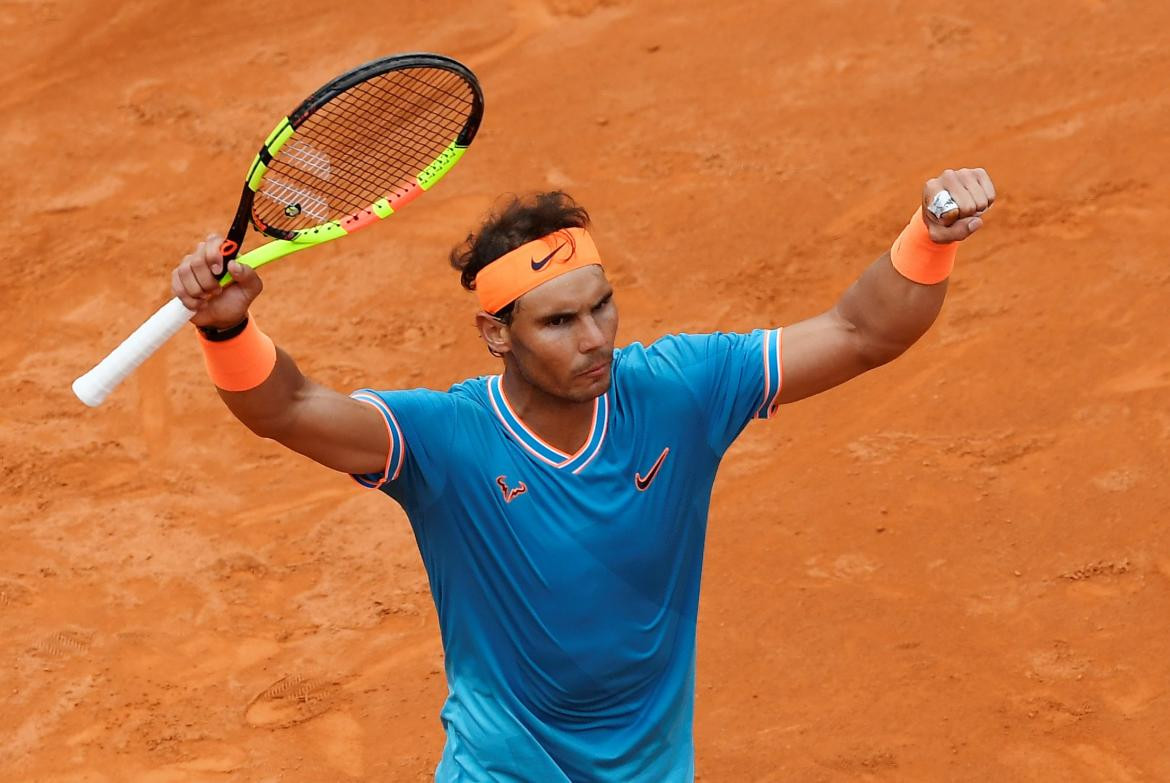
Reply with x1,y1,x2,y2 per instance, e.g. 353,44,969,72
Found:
531,242,566,271
634,447,670,492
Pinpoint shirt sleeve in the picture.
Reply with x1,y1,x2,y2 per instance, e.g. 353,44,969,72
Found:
348,387,458,508
645,329,783,454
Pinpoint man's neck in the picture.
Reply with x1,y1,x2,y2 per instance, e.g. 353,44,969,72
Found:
500,367,596,456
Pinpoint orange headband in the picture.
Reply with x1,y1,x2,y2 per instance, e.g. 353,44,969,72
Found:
475,227,603,314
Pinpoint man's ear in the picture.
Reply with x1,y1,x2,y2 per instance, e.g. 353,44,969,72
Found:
475,311,511,357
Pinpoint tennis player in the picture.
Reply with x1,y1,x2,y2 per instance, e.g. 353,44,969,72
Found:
173,168,995,781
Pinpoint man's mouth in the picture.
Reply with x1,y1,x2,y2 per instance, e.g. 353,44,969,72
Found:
579,360,610,377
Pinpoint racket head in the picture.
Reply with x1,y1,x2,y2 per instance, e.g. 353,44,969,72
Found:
221,53,483,259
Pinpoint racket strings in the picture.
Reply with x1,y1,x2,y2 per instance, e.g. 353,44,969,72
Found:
261,71,468,224
317,71,469,200
322,74,465,156
255,67,475,232
314,85,458,184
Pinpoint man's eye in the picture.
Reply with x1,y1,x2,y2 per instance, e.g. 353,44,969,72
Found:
593,297,611,312
548,316,568,327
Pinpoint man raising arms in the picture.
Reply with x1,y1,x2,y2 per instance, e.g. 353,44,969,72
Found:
173,168,994,781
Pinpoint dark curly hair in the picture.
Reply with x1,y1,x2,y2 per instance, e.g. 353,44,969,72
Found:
449,191,591,322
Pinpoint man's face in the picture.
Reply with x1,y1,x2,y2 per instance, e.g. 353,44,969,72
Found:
503,265,617,402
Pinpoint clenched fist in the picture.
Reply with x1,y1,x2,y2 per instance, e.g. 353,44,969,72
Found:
171,235,264,329
922,168,996,244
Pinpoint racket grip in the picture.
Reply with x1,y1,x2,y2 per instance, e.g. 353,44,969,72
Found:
72,297,197,407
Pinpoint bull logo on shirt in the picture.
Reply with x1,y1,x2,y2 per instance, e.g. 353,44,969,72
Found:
496,475,528,504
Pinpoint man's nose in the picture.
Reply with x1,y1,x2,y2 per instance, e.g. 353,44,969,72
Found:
578,315,605,353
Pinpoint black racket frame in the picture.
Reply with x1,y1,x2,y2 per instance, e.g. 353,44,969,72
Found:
217,53,484,276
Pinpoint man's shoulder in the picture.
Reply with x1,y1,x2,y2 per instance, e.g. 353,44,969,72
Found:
355,375,494,419
614,332,716,374
613,329,769,401
612,334,705,397
444,374,492,404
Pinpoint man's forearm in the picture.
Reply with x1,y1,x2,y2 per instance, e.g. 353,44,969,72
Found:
216,345,314,439
834,167,995,368
834,250,948,368
774,170,993,405
173,239,389,474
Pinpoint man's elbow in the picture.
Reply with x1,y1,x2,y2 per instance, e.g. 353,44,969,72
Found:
856,333,916,370
218,395,297,442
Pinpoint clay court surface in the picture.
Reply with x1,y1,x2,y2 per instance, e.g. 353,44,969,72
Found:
3,1,1169,780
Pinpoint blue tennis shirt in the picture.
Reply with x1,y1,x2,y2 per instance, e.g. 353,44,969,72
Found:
351,329,783,782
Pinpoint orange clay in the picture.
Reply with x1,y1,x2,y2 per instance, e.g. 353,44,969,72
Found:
890,206,957,285
197,317,277,391
475,227,602,314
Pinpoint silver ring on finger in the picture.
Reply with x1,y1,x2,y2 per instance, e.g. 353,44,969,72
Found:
927,189,960,220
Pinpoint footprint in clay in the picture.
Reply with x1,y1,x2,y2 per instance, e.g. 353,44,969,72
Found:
245,674,343,728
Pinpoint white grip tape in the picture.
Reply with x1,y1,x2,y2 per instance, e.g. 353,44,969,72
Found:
72,297,196,407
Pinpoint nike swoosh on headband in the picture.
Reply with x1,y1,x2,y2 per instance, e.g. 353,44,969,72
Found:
531,242,566,271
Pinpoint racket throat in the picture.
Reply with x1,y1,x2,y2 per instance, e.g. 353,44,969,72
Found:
218,185,257,278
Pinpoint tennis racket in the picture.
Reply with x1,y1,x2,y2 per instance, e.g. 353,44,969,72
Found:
73,53,484,407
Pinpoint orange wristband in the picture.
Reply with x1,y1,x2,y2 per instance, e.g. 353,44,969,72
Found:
890,206,957,285
197,316,277,391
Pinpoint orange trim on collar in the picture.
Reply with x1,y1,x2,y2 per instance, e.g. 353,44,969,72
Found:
474,227,602,314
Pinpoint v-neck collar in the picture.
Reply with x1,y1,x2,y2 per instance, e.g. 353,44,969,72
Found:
487,375,608,474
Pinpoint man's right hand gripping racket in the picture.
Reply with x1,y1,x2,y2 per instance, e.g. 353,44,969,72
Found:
72,53,484,407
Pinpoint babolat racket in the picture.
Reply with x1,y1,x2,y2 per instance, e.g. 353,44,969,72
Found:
73,53,484,407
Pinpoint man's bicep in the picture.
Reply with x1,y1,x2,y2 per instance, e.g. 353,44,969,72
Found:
274,381,393,476
778,308,874,404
